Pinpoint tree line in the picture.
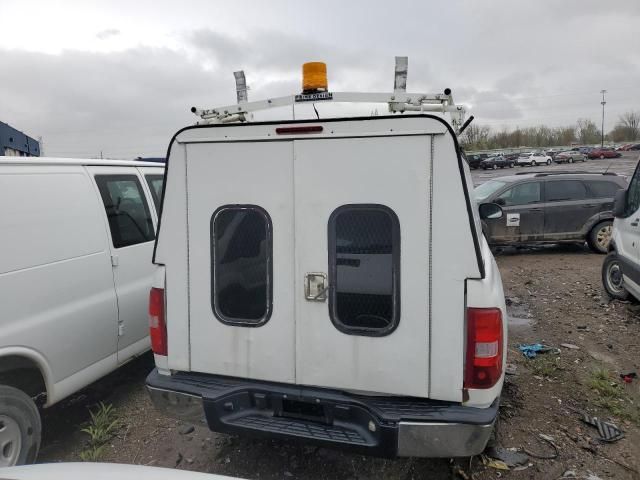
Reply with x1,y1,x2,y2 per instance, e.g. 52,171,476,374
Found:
461,111,640,151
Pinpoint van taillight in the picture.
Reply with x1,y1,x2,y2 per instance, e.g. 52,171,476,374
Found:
149,287,167,356
464,307,503,389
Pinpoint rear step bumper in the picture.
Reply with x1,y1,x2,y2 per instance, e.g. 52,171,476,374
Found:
146,369,498,458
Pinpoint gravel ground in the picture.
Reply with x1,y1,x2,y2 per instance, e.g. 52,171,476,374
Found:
37,245,640,479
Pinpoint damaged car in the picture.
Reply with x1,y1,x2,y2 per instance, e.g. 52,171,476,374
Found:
475,172,627,253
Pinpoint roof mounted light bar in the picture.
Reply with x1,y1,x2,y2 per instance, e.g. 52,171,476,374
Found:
190,57,467,128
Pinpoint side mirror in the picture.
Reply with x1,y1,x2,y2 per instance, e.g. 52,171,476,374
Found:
479,203,503,220
613,189,627,218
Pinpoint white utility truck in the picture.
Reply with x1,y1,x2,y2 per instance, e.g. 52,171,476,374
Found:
0,158,163,466
146,58,507,457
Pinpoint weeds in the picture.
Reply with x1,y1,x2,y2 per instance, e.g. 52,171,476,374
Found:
79,402,119,461
588,367,640,425
529,355,560,378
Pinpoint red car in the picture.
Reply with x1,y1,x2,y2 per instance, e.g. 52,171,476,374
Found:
588,148,622,159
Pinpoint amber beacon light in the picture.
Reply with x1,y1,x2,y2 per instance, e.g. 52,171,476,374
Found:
302,62,328,93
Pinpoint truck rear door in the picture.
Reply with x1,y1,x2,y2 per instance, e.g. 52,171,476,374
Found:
185,142,296,383
294,136,431,397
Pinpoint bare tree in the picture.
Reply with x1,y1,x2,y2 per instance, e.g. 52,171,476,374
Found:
615,111,640,141
576,118,601,144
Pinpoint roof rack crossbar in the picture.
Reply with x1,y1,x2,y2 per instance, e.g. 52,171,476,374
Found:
514,170,618,177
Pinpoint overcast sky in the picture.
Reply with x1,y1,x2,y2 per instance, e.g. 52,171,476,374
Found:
1,0,639,158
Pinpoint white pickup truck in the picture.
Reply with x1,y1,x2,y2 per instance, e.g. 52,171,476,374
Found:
146,59,507,457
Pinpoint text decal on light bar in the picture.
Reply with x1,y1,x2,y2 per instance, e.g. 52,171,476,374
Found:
295,92,333,102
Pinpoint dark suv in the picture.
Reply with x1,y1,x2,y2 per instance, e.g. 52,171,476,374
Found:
474,172,628,253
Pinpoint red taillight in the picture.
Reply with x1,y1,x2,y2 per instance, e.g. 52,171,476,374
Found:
149,287,167,356
464,307,503,389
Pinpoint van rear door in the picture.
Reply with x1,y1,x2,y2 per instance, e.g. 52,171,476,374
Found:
294,136,431,397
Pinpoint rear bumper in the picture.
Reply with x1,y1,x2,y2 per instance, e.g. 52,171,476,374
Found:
146,369,497,457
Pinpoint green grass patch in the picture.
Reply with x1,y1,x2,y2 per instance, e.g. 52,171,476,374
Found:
587,367,640,425
529,355,561,378
79,402,119,461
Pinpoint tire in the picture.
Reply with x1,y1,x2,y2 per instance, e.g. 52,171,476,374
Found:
600,154,605,159
587,220,613,254
568,157,573,164
492,164,497,170
602,252,629,300
0,385,41,466
546,159,551,165
531,160,536,166
509,162,514,168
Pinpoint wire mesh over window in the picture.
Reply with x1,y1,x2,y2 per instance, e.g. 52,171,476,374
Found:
328,205,400,336
211,206,272,326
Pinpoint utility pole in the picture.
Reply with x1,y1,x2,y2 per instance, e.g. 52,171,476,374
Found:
600,89,607,148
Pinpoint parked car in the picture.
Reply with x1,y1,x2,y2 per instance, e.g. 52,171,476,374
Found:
481,155,515,170
146,87,508,457
628,143,640,151
0,157,164,466
603,161,640,300
474,171,627,253
554,151,587,163
516,151,552,166
588,148,622,159
503,152,519,162
465,153,487,169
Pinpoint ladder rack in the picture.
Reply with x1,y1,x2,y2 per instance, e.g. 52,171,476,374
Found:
191,57,468,129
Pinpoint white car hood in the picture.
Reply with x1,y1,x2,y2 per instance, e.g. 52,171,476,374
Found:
0,463,242,480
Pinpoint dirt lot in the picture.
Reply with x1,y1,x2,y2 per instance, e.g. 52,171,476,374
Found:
38,246,640,479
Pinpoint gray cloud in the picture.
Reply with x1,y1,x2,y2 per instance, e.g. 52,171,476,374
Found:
2,0,640,157
96,28,120,40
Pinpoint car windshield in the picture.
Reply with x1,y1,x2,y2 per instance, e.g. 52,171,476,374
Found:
474,180,507,202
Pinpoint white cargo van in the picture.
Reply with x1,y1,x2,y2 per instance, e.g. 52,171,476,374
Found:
0,157,163,466
147,60,507,457
603,159,640,300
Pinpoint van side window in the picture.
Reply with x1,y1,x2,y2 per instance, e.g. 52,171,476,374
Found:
95,175,155,248
145,174,164,211
624,167,640,217
328,205,400,336
545,180,587,202
211,206,272,326
497,182,541,206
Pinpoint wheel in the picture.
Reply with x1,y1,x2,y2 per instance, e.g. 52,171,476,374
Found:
568,157,573,164
0,385,41,466
587,220,613,254
492,164,497,170
546,159,551,165
602,252,629,300
531,160,536,166
600,154,605,159
509,162,514,168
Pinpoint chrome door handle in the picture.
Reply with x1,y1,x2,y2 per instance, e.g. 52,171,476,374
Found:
305,272,328,302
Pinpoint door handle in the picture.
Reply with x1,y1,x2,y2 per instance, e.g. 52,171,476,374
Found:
305,273,328,302
631,219,639,227
529,208,542,212
582,204,597,208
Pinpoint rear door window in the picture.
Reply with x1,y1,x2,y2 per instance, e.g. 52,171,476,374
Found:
496,182,541,206
545,180,587,202
328,205,400,336
585,180,622,198
145,174,164,211
95,175,155,248
211,205,272,326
